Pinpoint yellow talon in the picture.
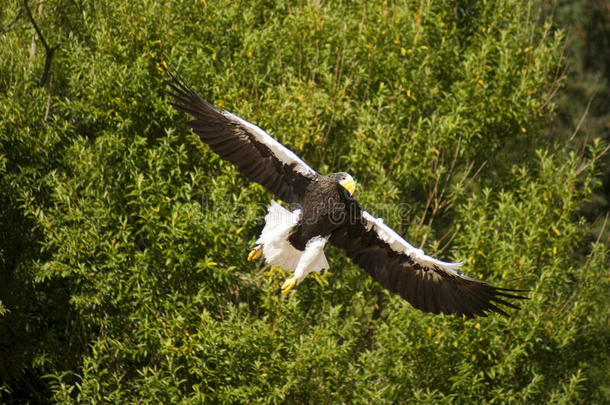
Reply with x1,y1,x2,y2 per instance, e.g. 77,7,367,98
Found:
248,245,262,262
281,277,297,294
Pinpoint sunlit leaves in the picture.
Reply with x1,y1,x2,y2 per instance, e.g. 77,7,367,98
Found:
0,0,608,403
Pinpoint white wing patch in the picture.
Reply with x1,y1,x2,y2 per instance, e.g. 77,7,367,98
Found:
361,211,462,274
222,111,318,178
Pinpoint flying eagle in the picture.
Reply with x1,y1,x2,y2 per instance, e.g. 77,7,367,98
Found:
166,71,526,318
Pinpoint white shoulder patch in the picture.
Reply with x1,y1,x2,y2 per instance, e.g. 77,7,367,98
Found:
222,111,318,178
361,211,462,274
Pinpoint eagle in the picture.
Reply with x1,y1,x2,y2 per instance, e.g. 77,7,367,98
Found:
166,70,526,318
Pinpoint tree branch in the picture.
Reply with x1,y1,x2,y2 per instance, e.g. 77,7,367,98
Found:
23,0,58,87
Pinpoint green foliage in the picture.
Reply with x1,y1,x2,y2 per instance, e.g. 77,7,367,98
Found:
0,0,607,403
551,0,610,243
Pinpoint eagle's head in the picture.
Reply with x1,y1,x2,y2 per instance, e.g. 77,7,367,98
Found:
330,172,356,196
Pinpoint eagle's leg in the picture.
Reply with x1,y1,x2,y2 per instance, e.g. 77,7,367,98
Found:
281,276,297,294
281,236,328,294
247,244,263,261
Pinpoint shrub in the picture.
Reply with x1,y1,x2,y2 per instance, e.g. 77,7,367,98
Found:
0,0,607,403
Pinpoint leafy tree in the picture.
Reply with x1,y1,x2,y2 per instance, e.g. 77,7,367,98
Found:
551,0,610,240
0,0,607,403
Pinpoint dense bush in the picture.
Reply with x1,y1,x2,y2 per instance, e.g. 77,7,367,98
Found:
0,0,607,403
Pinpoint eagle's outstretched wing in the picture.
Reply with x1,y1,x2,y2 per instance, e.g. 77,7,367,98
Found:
330,210,527,317
166,70,319,205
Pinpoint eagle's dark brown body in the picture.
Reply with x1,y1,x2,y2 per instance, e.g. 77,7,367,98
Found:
288,175,356,250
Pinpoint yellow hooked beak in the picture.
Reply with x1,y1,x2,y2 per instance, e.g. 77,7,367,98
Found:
340,178,356,195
